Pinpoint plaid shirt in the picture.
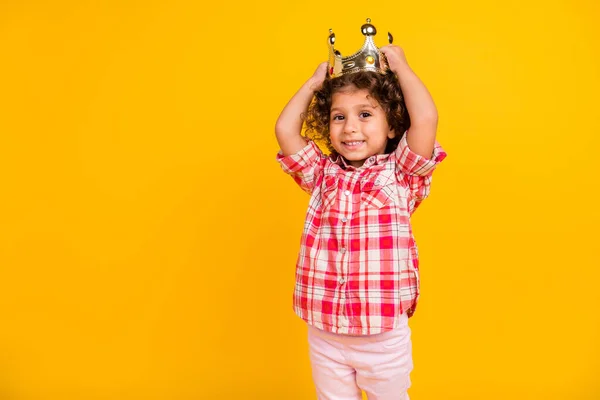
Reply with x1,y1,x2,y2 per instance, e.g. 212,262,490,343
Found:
277,134,446,335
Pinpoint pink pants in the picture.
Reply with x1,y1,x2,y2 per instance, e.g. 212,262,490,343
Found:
307,313,413,400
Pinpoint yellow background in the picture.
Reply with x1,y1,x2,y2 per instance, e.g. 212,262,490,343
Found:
1,0,599,399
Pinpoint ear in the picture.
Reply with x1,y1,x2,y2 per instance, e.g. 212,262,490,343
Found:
387,128,396,139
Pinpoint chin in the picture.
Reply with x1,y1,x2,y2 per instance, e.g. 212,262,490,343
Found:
345,155,366,161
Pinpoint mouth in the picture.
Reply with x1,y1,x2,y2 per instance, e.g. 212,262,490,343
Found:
342,140,365,149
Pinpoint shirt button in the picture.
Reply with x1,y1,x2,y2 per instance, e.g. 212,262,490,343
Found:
344,190,351,196
341,217,347,223
339,278,345,284
340,247,346,253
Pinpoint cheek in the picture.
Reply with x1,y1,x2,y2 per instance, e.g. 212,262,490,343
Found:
328,127,340,140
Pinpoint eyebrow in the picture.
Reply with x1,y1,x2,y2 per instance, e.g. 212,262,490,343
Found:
330,103,377,112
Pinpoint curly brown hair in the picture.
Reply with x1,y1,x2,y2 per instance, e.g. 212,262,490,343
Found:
303,70,410,155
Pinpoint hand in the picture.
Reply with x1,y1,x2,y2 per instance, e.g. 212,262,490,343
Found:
380,45,409,74
307,62,329,92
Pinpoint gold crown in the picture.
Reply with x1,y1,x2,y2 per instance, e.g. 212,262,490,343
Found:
327,18,393,79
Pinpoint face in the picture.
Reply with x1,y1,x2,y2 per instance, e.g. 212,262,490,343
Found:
329,87,395,168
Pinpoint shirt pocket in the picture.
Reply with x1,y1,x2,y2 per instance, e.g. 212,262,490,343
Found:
320,174,338,211
359,172,395,209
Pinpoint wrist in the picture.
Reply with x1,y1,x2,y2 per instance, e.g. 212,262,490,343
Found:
391,61,412,77
305,78,321,93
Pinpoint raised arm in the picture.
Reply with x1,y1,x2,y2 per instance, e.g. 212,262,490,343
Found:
275,62,328,156
380,46,438,159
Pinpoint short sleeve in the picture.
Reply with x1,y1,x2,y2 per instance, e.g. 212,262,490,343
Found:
394,134,447,177
393,134,447,213
276,140,325,194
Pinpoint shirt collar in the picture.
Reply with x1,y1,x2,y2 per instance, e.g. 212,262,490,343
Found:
330,152,392,170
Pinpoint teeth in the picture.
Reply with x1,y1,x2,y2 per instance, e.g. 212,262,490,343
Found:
345,141,364,145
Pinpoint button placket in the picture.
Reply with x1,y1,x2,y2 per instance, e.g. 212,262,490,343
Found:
337,177,359,332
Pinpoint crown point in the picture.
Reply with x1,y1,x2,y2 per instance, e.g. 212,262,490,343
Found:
361,20,377,36
388,32,394,44
366,18,371,23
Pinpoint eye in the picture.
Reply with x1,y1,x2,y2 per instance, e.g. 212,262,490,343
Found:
332,114,345,121
359,112,372,118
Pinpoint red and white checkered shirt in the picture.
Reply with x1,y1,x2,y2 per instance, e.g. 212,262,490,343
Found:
277,134,446,335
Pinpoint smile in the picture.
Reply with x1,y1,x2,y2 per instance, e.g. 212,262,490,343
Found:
342,141,365,148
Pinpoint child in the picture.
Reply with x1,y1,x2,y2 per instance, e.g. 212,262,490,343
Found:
275,19,446,400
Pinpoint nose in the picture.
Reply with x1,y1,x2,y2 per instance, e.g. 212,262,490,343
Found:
343,116,358,134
